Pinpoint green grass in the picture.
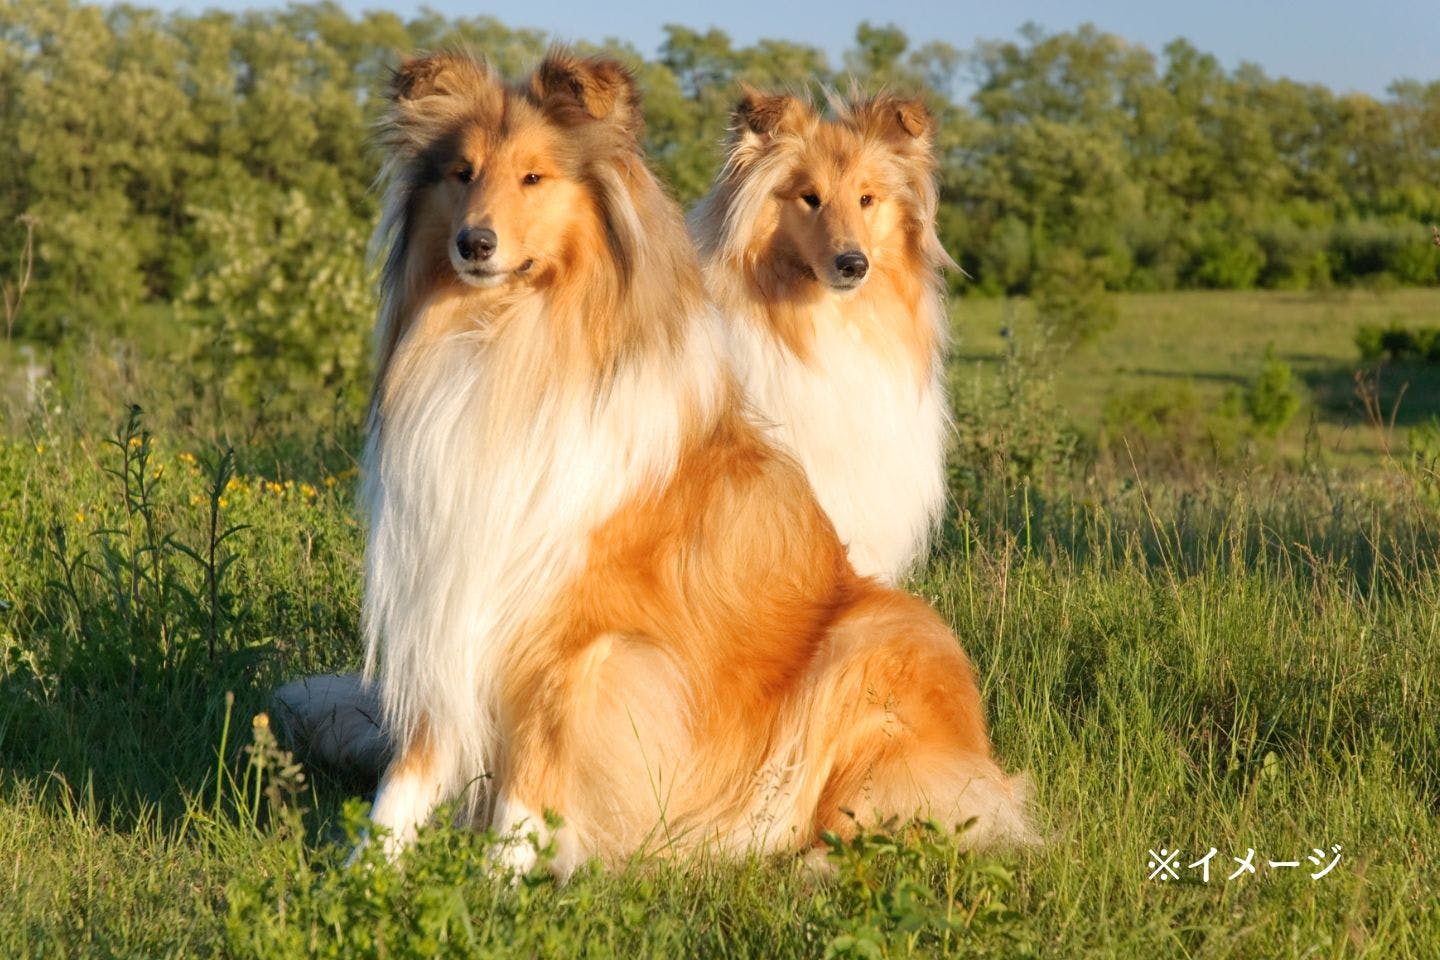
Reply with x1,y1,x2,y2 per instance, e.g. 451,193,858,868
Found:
954,287,1440,465
2,290,1439,957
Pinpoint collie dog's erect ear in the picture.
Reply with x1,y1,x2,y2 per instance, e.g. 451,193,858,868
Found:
391,53,474,102
733,84,807,140
851,94,936,146
533,50,642,138
383,53,502,150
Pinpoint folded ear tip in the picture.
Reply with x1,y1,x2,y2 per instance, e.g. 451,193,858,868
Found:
389,55,428,100
897,100,932,138
734,88,804,136
847,93,933,141
534,51,640,126
390,51,490,103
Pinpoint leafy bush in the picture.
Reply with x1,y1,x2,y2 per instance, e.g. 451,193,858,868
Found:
1100,381,1248,473
810,822,1032,958
1328,220,1438,284
1416,328,1440,361
1255,221,1331,290
1355,323,1440,363
1031,250,1118,348
1244,346,1302,436
226,802,514,960
1354,323,1386,361
1386,229,1440,284
1187,229,1265,290
1329,221,1400,279
950,323,1084,490
1382,326,1418,360
973,215,1033,296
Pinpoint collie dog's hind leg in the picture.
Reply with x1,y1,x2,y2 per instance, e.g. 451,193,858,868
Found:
810,594,1036,850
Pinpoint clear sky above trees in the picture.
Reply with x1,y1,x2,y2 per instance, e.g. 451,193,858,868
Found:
149,0,1439,97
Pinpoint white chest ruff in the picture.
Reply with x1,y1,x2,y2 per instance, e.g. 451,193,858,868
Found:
361,302,726,797
728,300,948,583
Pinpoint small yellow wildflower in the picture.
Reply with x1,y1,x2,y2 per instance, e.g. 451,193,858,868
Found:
152,465,165,480
177,452,196,465
218,496,229,509
34,443,44,454
74,511,86,524
300,482,318,498
190,494,202,506
225,476,240,492
128,436,142,448
324,475,338,488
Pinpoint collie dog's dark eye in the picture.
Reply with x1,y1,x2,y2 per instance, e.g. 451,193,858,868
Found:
522,172,542,186
801,193,821,209
453,164,474,183
859,194,873,208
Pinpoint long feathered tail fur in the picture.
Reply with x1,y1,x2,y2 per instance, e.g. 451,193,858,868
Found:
271,672,391,782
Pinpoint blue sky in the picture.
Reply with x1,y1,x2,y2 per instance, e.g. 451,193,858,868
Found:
164,0,1437,97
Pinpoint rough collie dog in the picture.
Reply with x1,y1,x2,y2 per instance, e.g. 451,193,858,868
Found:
275,50,1030,876
689,88,953,584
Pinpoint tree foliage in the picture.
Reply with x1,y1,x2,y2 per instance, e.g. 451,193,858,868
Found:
180,187,373,414
1244,346,1302,436
2,1,1437,360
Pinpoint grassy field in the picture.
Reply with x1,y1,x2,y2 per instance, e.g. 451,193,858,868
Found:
954,287,1440,466
2,290,1438,957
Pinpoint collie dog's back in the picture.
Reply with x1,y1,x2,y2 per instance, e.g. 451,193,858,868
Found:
278,50,1031,874
689,88,953,584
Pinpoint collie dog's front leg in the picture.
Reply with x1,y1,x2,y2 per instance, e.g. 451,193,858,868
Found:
361,720,455,862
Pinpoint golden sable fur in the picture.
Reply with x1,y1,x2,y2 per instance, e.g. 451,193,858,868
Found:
274,50,1031,876
689,87,954,584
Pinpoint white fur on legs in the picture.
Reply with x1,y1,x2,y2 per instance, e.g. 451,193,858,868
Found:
490,795,582,880
354,750,455,864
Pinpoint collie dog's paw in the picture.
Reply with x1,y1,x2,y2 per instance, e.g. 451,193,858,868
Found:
488,798,582,883
489,834,540,883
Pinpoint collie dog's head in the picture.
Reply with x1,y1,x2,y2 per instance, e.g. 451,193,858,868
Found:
372,49,704,393
701,87,953,295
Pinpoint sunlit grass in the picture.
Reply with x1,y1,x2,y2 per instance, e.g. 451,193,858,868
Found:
2,303,1438,955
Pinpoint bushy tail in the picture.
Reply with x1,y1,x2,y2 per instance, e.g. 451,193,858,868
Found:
903,761,1038,849
271,672,390,781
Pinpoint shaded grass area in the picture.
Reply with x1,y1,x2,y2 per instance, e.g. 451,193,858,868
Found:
2,393,1437,956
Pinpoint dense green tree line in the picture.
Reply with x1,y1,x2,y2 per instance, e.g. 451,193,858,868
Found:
2,0,1437,365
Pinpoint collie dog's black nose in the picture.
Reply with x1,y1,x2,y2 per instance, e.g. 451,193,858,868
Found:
835,251,868,280
456,227,497,262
